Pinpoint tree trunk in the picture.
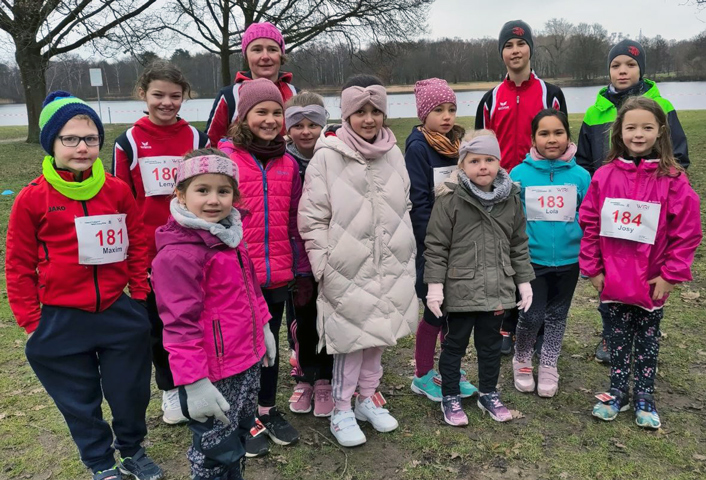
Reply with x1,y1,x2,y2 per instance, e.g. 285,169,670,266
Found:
15,43,47,144
221,48,231,87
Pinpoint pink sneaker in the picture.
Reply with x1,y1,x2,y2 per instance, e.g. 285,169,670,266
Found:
289,382,313,414
313,379,334,417
537,365,559,398
512,357,535,393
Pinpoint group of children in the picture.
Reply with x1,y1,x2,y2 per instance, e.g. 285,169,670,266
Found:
4,18,702,480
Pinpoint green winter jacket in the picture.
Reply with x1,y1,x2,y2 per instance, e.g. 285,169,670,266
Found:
423,170,535,313
575,79,689,175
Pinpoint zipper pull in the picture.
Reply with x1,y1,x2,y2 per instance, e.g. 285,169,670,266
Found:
517,95,520,104
550,169,554,182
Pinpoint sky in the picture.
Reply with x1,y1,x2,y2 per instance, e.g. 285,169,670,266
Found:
427,0,706,41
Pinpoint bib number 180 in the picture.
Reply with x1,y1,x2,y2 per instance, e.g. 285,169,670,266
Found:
152,167,178,182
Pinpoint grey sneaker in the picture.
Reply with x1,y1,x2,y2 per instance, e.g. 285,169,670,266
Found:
119,448,163,480
595,337,611,364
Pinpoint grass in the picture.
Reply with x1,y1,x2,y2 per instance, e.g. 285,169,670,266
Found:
1,113,706,480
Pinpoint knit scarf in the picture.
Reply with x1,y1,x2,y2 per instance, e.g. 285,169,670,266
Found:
458,168,512,211
336,122,397,161
418,126,461,158
42,156,105,201
605,80,647,108
170,198,244,248
249,135,287,161
529,143,578,162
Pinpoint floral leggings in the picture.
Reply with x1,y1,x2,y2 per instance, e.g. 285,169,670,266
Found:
606,303,663,394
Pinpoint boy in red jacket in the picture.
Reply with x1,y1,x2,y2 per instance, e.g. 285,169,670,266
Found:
5,91,162,480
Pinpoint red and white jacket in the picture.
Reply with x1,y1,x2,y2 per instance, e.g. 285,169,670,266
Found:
113,116,209,262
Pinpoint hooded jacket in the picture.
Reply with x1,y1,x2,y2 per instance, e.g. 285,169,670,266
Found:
424,170,535,312
576,79,689,175
151,216,271,386
297,126,418,355
578,158,702,311
510,153,591,266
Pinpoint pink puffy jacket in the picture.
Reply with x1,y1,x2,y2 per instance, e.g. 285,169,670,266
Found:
579,158,702,311
218,140,311,288
151,217,271,386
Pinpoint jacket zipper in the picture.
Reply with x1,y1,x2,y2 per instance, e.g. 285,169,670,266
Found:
212,321,221,357
41,241,49,261
216,321,225,359
80,201,101,312
366,164,382,268
254,155,273,287
237,249,260,358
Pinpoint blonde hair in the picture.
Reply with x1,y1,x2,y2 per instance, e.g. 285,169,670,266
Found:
458,129,497,167
285,91,325,109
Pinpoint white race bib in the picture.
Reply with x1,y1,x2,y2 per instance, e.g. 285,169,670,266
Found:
433,166,455,188
138,156,181,196
524,185,577,222
600,197,661,245
75,214,129,265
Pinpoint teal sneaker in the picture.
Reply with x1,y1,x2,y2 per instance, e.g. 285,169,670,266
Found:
411,369,442,402
634,392,661,429
592,388,630,421
459,370,478,398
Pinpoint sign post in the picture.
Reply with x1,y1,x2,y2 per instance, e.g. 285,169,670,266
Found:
89,68,103,120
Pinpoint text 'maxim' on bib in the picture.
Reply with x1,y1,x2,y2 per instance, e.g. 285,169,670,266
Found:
433,166,455,188
600,197,661,245
524,185,577,222
75,214,129,265
138,156,182,196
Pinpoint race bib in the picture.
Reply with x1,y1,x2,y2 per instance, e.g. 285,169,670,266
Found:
75,214,129,265
433,166,455,188
138,156,181,196
524,185,577,222
600,198,661,245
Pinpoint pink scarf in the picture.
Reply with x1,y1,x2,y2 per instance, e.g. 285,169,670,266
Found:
529,142,578,162
336,122,397,161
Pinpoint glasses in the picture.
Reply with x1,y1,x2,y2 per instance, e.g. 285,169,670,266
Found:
57,135,102,147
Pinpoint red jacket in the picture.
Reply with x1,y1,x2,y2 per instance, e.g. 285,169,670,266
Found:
475,72,567,172
6,170,150,333
113,117,209,262
205,71,297,146
218,140,311,288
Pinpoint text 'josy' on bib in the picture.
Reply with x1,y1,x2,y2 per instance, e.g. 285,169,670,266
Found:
75,214,129,265
139,156,182,196
524,185,577,222
600,198,661,245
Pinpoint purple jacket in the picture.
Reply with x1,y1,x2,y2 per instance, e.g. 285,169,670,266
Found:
152,217,271,386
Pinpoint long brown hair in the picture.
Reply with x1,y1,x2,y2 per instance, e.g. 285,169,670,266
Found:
605,96,683,177
227,120,254,149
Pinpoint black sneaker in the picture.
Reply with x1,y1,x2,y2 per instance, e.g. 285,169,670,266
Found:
245,431,269,458
259,407,300,446
93,466,122,480
119,448,162,480
500,331,514,355
595,337,611,364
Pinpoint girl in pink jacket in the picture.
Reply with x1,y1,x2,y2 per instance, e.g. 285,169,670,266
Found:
151,149,275,480
579,97,702,430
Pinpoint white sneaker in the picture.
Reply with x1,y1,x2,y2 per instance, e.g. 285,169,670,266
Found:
354,395,398,433
162,388,188,425
330,410,366,447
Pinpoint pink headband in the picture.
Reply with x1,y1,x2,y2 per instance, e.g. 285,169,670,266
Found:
459,135,502,162
177,155,239,184
340,85,387,121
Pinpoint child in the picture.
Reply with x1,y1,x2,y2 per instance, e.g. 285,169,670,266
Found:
509,109,591,397
151,149,275,480
576,40,690,364
283,91,335,418
580,96,701,429
404,78,477,402
113,60,209,425
424,130,534,427
298,74,418,447
217,78,311,457
6,91,162,480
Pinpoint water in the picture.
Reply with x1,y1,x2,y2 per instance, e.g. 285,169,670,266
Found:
1,81,704,127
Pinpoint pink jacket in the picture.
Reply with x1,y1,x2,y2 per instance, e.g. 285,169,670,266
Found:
151,217,271,386
218,140,311,288
579,158,702,311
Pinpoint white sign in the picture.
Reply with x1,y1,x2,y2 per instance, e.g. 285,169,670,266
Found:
432,166,454,188
600,197,661,245
75,214,129,265
89,68,103,87
138,156,182,196
524,185,577,222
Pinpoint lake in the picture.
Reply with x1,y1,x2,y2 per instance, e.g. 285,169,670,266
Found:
1,81,704,127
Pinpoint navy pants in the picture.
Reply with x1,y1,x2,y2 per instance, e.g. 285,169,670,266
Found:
25,294,152,473
259,287,287,407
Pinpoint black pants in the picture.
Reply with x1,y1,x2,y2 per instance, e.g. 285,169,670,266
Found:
439,311,504,396
147,288,176,391
259,287,287,407
25,294,152,473
290,285,333,384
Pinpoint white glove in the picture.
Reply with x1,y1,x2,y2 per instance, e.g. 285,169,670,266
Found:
426,283,444,318
263,324,276,367
517,282,533,313
183,378,231,424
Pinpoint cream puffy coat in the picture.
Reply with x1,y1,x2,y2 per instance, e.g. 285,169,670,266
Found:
298,128,419,355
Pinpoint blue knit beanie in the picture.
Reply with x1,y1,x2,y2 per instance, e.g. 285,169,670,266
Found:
39,91,104,155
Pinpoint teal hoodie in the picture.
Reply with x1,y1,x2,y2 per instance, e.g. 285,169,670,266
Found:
510,153,591,267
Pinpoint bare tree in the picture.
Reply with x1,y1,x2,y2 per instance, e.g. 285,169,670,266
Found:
0,1,157,143
538,18,574,77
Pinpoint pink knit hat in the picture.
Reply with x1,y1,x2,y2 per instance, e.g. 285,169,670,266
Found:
414,78,457,123
177,155,239,185
236,78,284,121
242,22,286,54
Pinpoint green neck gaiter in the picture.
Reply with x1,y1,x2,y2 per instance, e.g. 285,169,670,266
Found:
42,155,106,201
